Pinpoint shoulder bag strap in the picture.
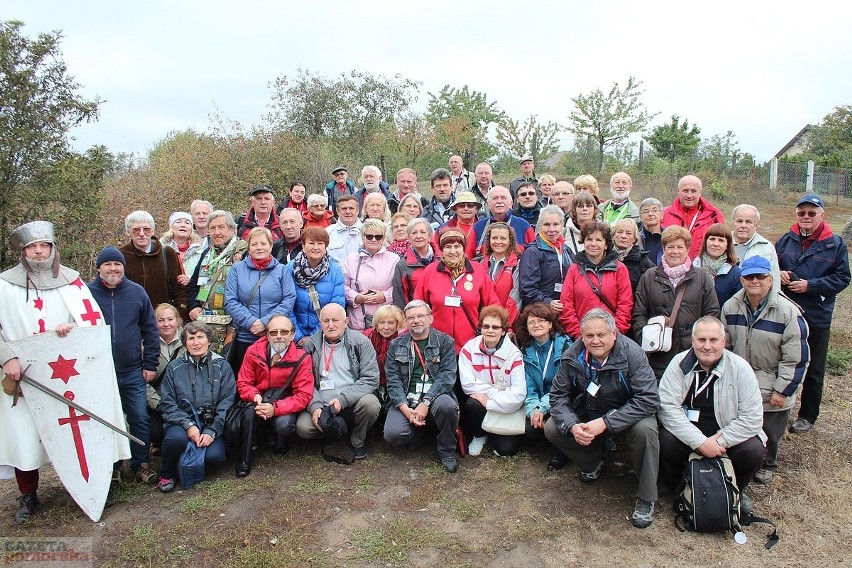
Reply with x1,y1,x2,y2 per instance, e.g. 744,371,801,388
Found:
162,246,173,303
581,269,617,313
263,352,310,402
246,270,270,308
667,286,687,328
306,284,323,319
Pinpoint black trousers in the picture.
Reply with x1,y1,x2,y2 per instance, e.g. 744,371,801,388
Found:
798,325,830,423
237,405,297,465
463,397,523,456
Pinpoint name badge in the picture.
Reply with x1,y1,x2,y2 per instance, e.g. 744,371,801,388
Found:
444,295,461,307
319,379,335,391
197,276,209,286
686,408,700,422
554,283,563,293
586,382,600,397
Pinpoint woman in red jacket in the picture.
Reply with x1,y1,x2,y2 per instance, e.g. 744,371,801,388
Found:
477,222,520,326
559,221,633,339
415,227,500,354
235,314,314,477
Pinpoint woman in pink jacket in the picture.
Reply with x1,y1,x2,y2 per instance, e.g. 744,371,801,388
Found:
343,219,398,331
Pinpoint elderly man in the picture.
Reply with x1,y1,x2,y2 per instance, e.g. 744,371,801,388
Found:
296,304,380,459
272,208,304,265
658,316,766,512
449,155,475,193
551,181,576,216
383,301,460,473
775,194,851,433
236,185,283,241
661,175,725,259
89,246,160,485
599,172,640,225
732,204,780,289
471,162,495,210
638,198,665,265
544,308,660,528
190,199,214,240
472,186,536,255
421,168,456,230
389,168,423,214
514,181,542,228
355,165,392,209
187,210,246,322
324,166,357,212
721,257,809,484
0,222,129,523
509,154,539,200
120,210,188,319
326,195,363,267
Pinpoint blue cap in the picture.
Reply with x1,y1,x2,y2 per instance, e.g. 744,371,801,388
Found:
740,256,772,277
796,193,824,208
96,246,126,268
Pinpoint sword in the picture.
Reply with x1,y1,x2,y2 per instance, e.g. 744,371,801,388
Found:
19,366,144,446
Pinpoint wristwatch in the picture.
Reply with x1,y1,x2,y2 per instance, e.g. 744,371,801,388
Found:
422,398,431,408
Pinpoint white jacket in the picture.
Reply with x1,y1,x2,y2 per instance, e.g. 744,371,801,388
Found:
459,336,526,413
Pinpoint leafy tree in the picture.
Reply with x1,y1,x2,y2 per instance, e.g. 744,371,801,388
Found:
647,115,701,163
566,76,657,173
806,105,852,167
425,85,503,167
698,130,739,175
0,20,101,268
495,114,561,162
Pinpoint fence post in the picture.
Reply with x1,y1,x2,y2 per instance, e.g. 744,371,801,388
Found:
769,158,778,190
806,160,814,192
638,140,644,172
837,167,841,205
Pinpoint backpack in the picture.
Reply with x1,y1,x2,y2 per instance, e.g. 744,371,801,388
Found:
675,452,778,548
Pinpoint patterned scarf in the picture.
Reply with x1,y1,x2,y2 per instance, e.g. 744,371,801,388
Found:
388,239,411,258
292,251,331,287
700,253,726,278
614,245,631,262
443,257,466,281
662,256,692,289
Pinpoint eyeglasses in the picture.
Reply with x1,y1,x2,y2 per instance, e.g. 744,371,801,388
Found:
527,318,549,326
455,203,478,209
268,329,294,336
364,234,384,241
742,274,770,281
796,210,819,218
640,208,661,215
517,192,536,198
480,324,504,331
131,227,153,235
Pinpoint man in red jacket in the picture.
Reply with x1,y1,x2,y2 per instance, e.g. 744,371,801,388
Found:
661,175,724,259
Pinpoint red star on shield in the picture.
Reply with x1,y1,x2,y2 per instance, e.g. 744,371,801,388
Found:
48,355,80,384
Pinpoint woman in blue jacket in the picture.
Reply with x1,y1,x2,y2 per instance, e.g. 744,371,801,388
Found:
513,302,571,471
286,227,345,345
692,223,742,308
225,227,296,373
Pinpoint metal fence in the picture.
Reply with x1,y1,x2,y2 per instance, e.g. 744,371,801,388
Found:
772,159,851,200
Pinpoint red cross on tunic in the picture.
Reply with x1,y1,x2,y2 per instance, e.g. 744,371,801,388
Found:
58,391,91,481
80,299,102,326
70,278,85,289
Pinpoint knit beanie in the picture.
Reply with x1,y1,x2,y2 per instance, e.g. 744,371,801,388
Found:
96,246,126,268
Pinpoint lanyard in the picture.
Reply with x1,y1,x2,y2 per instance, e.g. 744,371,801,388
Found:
687,208,700,232
322,340,337,376
539,340,555,382
449,273,464,296
690,369,715,407
411,340,429,382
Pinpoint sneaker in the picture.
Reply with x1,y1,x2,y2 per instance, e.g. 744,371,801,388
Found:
631,499,655,528
547,453,568,471
789,418,814,433
578,459,604,483
441,456,459,473
352,444,367,459
135,462,158,485
740,491,753,516
753,468,774,485
156,477,175,494
14,492,39,524
468,435,488,456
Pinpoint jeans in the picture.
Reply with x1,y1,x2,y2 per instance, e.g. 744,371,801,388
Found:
115,369,151,470
160,424,227,481
384,394,459,459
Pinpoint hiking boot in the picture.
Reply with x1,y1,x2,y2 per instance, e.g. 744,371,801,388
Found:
468,435,488,456
441,456,459,473
578,459,604,483
14,492,38,524
111,468,122,485
274,438,290,456
631,499,655,528
740,492,753,516
547,453,568,471
789,418,814,433
235,463,251,477
156,477,175,494
753,468,774,485
135,462,158,485
352,444,367,459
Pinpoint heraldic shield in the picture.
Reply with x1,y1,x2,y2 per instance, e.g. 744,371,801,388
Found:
15,326,131,522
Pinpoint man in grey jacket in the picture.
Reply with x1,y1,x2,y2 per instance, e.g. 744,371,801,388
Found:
544,309,660,528
721,257,809,485
383,300,460,473
295,303,380,458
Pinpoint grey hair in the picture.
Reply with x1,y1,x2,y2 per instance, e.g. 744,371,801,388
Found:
182,321,213,345
190,199,214,215
732,203,760,224
486,185,512,204
307,193,328,207
362,165,382,179
207,210,237,231
692,316,725,337
640,198,663,211
404,299,432,315
581,308,617,333
124,210,156,232
538,204,565,224
407,217,434,237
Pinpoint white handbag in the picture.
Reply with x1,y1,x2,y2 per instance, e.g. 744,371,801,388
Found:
641,286,686,354
480,353,525,436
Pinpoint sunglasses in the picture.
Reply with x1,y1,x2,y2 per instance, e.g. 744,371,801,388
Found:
517,192,536,197
796,210,819,218
742,274,770,281
364,234,385,241
480,324,504,331
455,203,478,209
268,329,294,336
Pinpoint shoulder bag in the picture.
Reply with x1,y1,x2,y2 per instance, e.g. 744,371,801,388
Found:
481,354,526,436
641,285,686,353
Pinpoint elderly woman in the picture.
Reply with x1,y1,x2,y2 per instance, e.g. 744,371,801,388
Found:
612,218,656,292
415,227,500,354
694,223,743,307
459,306,527,457
148,303,186,453
364,304,406,404
303,193,336,230
234,314,313,477
278,181,308,215
573,174,600,202
398,192,424,219
287,227,345,345
161,212,204,286
632,226,720,378
156,321,236,493
514,303,571,470
393,218,439,309
343,219,398,331
538,173,556,205
387,212,412,258
478,222,521,325
519,205,574,312
564,191,598,255
225,227,296,372
361,192,392,224
559,221,633,339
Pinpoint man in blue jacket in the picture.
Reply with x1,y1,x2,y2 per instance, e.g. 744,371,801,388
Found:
775,194,851,433
88,246,160,484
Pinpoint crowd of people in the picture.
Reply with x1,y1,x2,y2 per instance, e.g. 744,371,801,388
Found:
1,154,849,530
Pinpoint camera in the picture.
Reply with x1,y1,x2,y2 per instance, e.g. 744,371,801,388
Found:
198,405,216,427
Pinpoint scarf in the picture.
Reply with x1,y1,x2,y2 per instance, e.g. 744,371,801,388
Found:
252,256,273,271
614,245,631,262
413,247,435,267
700,253,726,278
443,257,466,281
292,251,331,287
206,236,239,276
388,239,411,258
662,256,691,289
800,222,825,252
368,330,394,388
538,232,564,251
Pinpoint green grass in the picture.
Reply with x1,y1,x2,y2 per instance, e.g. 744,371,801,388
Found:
180,478,242,513
351,518,455,565
826,348,852,375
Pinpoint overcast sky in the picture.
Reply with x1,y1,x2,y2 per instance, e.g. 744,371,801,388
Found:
11,0,852,163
